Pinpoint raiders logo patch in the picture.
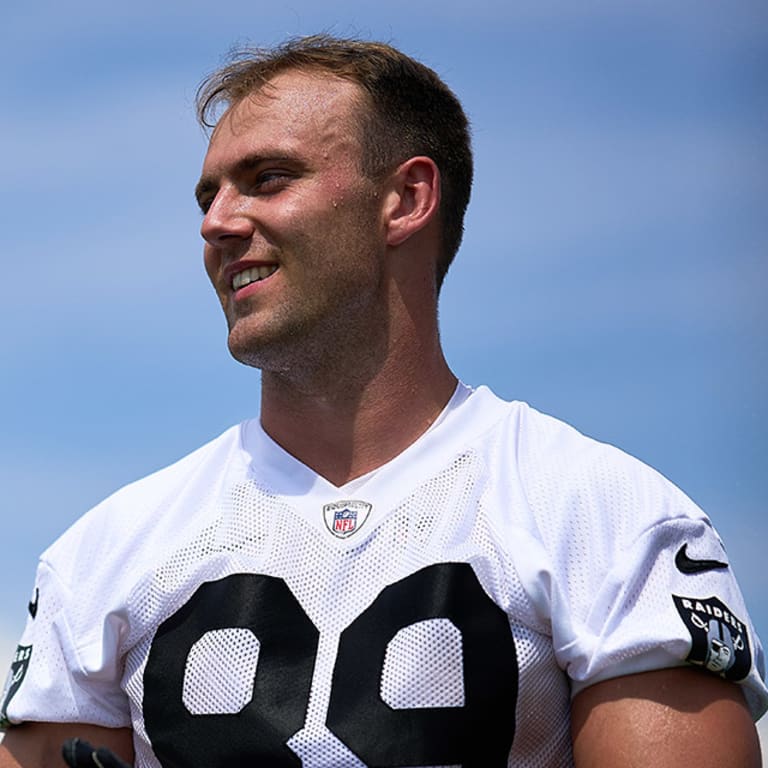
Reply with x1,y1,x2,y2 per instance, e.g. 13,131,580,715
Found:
0,644,32,727
673,595,751,681
323,500,372,539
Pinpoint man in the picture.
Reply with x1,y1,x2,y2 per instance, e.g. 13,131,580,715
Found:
1,34,765,767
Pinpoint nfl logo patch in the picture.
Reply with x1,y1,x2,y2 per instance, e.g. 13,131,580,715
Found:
323,500,372,539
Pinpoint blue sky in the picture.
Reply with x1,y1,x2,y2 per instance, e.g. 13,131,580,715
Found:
1,0,766,739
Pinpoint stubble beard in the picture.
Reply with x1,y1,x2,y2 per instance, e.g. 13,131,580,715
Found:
225,267,390,392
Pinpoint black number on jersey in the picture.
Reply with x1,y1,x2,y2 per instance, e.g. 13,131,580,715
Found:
144,574,316,765
144,563,518,766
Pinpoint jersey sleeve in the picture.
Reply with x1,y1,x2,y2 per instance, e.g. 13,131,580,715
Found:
516,408,768,720
0,556,132,729
560,511,766,714
0,425,245,732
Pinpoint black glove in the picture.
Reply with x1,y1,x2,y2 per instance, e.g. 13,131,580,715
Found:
61,738,131,768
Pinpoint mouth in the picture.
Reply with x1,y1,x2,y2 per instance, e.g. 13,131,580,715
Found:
231,265,278,291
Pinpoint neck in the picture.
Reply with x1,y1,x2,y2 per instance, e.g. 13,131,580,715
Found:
259,333,457,487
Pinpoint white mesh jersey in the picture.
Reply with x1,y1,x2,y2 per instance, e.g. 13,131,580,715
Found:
2,385,767,767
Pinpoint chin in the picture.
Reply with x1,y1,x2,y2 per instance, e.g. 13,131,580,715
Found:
227,330,298,373
228,337,270,370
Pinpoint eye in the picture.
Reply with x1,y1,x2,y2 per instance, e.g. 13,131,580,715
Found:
197,195,215,215
195,184,218,215
251,170,293,193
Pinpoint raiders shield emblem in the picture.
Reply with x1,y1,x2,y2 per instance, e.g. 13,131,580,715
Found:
673,595,752,681
323,500,372,539
0,644,32,727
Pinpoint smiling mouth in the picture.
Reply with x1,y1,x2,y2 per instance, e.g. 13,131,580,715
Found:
232,265,278,291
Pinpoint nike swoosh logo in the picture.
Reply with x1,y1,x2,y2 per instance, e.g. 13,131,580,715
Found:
675,544,729,574
28,588,39,619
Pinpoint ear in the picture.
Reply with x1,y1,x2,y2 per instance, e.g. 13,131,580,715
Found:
383,156,441,247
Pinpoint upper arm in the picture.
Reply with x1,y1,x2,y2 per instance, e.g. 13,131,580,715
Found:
0,723,133,768
571,667,761,768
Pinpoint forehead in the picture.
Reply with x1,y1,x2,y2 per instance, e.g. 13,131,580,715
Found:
205,70,367,163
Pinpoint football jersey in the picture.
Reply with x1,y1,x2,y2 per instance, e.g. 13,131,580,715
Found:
2,384,766,767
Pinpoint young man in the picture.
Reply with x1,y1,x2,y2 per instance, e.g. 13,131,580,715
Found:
1,35,765,767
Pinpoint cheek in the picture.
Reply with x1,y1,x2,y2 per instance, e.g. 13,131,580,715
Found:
203,247,221,287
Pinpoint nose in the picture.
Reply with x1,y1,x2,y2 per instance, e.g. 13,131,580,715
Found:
200,186,255,247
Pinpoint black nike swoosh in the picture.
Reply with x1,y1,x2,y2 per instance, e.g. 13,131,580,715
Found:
675,544,729,574
28,588,39,619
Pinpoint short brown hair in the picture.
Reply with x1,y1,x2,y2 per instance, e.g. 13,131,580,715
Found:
196,34,473,289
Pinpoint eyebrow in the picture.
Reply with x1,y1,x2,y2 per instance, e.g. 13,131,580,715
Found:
194,153,298,208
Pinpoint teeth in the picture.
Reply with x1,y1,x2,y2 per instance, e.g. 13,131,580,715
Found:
232,265,278,290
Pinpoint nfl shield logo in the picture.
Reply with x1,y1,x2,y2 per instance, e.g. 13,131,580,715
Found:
323,500,373,539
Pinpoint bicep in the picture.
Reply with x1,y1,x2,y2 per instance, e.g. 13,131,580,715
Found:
0,723,133,768
571,666,761,767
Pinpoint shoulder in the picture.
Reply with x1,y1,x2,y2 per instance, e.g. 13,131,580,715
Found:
40,421,253,583
452,387,702,534
494,397,709,539
470,392,717,606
